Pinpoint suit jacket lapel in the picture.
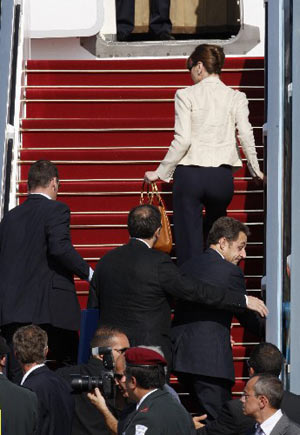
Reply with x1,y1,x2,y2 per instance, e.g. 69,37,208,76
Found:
270,414,289,435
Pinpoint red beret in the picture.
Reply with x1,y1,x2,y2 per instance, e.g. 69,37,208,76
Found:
125,347,167,367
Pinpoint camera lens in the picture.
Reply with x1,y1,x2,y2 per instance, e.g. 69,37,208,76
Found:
71,375,103,392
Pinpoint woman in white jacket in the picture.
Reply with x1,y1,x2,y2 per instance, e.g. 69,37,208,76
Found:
144,44,264,266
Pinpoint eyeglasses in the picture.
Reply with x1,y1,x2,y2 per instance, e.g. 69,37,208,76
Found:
242,392,259,400
113,347,129,354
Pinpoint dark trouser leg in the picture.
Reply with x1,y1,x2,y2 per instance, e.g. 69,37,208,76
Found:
116,0,135,37
173,166,205,266
149,0,172,35
178,372,232,421
41,324,79,367
203,166,234,248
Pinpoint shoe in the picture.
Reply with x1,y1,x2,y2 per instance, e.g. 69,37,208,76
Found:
156,32,175,41
117,33,132,42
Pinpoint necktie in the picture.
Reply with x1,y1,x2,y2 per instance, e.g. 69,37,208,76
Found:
254,423,264,435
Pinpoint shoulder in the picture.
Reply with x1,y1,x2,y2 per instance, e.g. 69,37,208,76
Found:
232,89,248,104
0,376,37,400
175,86,194,105
145,390,187,414
48,199,70,213
281,414,300,432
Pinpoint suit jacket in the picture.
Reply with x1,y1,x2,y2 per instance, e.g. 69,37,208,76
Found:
197,392,300,435
22,365,74,435
88,239,247,365
0,194,89,330
268,414,300,435
118,388,196,435
0,373,38,435
172,249,264,381
155,76,261,182
57,357,117,435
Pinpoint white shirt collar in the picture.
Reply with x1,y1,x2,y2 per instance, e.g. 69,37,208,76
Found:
30,192,52,200
20,363,45,385
260,409,283,435
136,389,158,410
131,238,151,249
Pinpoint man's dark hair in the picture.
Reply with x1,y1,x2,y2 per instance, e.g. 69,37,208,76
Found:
13,324,48,364
207,216,250,246
90,325,127,348
248,342,283,377
127,204,161,239
253,374,283,409
125,364,165,390
27,160,59,191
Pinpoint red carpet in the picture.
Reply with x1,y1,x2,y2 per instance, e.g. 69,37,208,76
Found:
20,56,265,396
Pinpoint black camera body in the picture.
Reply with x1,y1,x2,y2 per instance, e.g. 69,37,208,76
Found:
70,347,115,399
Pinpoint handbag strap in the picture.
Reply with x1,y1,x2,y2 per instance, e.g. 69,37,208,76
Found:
140,182,163,207
151,182,164,207
140,181,154,205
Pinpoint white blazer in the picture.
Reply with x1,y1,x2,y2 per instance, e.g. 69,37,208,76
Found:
156,76,262,182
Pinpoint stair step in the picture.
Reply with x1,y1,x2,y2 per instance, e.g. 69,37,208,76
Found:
26,58,264,71
19,160,264,180
18,179,263,192
66,211,264,225
24,98,263,121
24,87,264,100
25,85,264,100
26,58,264,87
21,118,263,148
18,189,263,214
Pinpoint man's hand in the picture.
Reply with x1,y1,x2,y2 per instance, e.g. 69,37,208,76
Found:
247,296,268,317
193,414,207,429
88,388,118,435
87,387,108,413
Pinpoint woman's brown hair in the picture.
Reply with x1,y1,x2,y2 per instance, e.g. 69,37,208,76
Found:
187,44,225,75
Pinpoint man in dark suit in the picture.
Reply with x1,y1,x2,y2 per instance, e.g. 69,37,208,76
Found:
241,374,300,435
0,336,38,435
171,216,264,420
0,160,92,380
57,325,130,435
88,205,267,368
194,342,300,435
116,0,173,41
13,324,74,435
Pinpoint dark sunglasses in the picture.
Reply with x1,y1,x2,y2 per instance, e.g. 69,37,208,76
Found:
114,373,125,381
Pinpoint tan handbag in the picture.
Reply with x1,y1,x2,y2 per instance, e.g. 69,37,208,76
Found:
140,182,173,254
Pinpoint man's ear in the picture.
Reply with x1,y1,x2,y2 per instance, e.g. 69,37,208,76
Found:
258,395,268,409
218,236,227,250
44,345,49,358
154,226,161,239
127,375,137,390
131,376,137,389
0,355,6,366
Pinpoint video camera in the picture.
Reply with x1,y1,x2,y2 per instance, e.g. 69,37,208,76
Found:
70,347,115,399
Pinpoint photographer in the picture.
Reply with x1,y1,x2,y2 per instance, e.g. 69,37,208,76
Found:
88,347,196,435
57,326,129,435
